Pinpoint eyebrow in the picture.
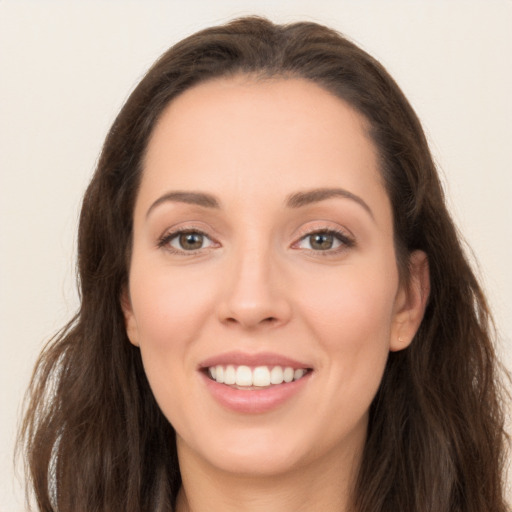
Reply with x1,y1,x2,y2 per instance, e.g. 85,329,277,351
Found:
146,187,374,219
146,191,220,218
286,188,374,219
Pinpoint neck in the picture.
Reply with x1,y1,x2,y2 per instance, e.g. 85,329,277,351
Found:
175,437,362,512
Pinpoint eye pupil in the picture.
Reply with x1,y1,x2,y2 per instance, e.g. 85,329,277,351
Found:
179,232,204,250
310,233,333,250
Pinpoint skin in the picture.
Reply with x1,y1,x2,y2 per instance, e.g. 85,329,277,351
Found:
122,77,429,512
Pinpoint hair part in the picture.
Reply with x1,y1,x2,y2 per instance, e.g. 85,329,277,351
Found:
19,16,510,512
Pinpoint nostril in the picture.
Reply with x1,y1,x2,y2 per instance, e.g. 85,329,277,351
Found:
223,315,278,327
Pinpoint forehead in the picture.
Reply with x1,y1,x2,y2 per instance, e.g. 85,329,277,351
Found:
147,76,374,161
138,76,388,220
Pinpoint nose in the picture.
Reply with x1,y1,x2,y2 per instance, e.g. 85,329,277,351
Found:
216,245,292,330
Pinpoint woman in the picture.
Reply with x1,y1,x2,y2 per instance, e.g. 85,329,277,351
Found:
20,16,509,512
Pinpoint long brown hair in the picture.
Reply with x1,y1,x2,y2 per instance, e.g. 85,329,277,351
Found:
19,16,509,512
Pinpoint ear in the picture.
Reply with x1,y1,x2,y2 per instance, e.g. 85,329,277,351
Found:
120,287,140,347
389,250,430,352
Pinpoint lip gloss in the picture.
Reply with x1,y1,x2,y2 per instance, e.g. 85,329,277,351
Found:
200,370,312,414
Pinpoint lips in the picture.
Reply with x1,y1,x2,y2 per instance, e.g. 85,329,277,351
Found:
199,351,311,370
198,351,313,413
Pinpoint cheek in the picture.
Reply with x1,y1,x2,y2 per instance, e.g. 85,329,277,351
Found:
130,258,219,406
129,263,217,348
297,267,396,431
296,258,398,403
127,263,218,410
297,260,398,348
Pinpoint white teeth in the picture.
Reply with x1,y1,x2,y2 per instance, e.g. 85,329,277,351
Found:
253,366,270,387
294,369,305,380
236,365,253,386
224,365,236,385
270,366,284,384
283,367,294,383
207,365,308,387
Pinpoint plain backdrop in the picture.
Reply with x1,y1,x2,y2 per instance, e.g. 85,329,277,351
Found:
1,1,511,510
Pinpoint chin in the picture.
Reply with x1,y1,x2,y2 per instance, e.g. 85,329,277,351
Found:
177,422,315,477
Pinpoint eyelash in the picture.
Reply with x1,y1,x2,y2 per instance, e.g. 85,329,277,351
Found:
157,228,216,255
157,227,355,255
292,228,355,255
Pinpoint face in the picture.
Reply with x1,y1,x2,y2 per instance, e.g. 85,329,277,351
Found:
123,77,427,479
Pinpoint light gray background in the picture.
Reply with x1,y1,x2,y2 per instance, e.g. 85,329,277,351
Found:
1,1,511,510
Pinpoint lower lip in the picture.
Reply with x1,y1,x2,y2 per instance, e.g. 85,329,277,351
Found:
200,371,312,414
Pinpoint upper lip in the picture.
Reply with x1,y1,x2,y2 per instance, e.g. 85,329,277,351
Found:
198,351,312,370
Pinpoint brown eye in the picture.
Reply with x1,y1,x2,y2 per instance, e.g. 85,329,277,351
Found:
179,232,204,250
165,231,213,251
309,233,334,250
294,229,353,252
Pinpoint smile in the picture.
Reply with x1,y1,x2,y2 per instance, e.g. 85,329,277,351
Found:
199,353,314,413
207,365,310,388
